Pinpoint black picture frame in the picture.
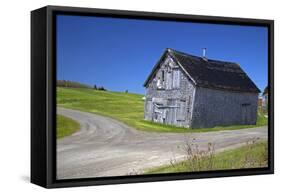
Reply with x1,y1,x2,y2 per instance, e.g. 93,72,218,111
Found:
31,5,274,188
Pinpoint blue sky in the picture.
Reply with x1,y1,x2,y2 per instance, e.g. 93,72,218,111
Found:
57,15,268,94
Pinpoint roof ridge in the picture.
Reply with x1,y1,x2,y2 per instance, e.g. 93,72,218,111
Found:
167,48,200,59
167,48,239,66
144,48,260,93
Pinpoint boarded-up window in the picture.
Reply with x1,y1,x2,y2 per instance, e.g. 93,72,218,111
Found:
166,72,172,89
173,69,180,88
177,100,186,120
161,70,165,82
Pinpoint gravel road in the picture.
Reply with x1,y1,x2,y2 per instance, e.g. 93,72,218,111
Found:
57,107,268,179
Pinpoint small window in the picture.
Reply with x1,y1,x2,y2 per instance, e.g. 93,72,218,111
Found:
162,70,165,82
172,69,180,88
166,71,172,90
242,103,251,107
156,77,162,89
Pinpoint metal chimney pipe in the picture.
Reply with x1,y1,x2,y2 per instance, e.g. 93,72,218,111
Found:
203,48,206,58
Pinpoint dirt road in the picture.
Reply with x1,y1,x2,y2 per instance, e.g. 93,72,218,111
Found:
57,107,267,179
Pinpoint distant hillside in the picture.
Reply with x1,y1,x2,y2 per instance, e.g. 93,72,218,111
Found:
57,80,106,91
57,87,145,130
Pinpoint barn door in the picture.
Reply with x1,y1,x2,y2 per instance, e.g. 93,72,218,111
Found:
153,104,165,123
177,100,186,121
242,103,251,124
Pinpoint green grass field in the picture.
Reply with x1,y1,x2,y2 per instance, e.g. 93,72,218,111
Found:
145,141,268,174
57,115,80,139
57,87,268,133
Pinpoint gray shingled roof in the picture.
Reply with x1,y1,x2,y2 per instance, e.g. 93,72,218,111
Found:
144,48,261,93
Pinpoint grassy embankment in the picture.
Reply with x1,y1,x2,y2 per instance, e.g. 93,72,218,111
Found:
57,115,80,139
57,87,268,133
145,140,268,174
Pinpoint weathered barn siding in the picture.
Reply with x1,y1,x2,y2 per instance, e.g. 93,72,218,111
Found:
144,48,260,129
191,87,259,128
144,56,196,127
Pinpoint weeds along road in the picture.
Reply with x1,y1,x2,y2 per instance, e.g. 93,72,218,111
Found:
57,107,268,180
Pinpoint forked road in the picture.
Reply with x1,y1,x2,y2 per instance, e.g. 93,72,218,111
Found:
57,107,268,180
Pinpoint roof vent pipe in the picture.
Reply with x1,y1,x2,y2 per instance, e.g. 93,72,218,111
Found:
202,48,208,61
203,48,206,57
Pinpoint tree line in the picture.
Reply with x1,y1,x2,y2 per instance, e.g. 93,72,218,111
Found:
57,80,107,91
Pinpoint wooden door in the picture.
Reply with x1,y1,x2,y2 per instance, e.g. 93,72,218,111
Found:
242,103,251,124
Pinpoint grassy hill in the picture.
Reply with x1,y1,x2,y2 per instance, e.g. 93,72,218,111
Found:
57,87,267,133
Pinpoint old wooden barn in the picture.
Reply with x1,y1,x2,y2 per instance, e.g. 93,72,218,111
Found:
143,48,260,128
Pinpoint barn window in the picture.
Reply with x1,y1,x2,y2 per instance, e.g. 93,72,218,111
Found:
156,70,166,89
166,71,172,89
241,103,251,107
173,69,180,88
156,76,162,89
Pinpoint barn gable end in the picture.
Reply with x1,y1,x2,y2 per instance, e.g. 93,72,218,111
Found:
144,54,196,127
